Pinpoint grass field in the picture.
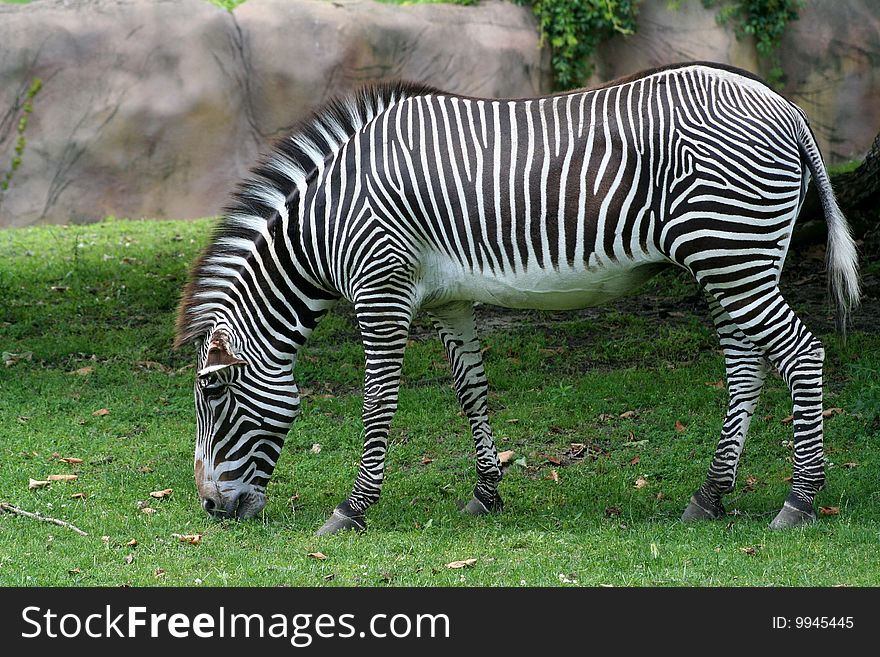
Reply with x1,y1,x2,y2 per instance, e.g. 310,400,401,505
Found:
0,218,878,587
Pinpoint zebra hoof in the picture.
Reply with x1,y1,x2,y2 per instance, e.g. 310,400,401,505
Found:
460,494,503,516
680,495,724,523
769,501,817,530
315,509,366,536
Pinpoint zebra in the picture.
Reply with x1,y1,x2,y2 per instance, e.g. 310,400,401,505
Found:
175,61,860,535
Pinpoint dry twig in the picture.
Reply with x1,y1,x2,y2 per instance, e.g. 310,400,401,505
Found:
0,502,88,536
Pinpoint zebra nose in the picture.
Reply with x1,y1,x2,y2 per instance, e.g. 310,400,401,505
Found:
200,490,241,518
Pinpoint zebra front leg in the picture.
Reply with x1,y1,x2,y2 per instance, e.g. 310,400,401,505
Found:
316,297,413,536
683,298,767,522
428,302,503,516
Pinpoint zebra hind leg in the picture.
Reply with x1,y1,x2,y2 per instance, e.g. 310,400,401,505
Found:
682,297,768,522
705,285,824,530
428,302,503,516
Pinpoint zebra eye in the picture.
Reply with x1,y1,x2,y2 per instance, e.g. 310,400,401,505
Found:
198,378,226,398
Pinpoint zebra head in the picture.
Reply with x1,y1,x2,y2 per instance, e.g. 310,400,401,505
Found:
193,328,300,519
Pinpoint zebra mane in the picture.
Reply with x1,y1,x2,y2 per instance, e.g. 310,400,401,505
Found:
174,80,443,348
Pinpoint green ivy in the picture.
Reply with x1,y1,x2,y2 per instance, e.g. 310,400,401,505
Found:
0,78,42,207
703,0,803,86
517,0,639,91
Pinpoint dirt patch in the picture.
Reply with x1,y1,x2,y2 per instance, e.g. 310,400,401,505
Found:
459,243,879,341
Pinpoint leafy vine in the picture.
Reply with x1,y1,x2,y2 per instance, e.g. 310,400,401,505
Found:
0,78,42,210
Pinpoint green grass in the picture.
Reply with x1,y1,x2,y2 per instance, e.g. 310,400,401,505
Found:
1,218,878,587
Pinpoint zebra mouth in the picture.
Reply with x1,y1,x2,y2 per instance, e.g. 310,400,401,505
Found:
202,487,266,520
234,489,267,519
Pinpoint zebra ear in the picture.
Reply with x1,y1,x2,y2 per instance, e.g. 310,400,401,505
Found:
197,332,247,378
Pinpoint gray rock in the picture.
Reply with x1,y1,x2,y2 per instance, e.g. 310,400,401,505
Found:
0,0,548,226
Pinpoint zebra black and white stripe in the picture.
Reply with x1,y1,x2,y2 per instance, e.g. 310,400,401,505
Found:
176,62,859,531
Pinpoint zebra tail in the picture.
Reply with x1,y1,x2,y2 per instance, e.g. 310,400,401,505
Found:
796,116,861,344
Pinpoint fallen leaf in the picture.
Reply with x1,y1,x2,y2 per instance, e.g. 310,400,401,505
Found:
546,469,560,483
446,558,477,569
69,367,94,376
745,474,758,491
604,506,621,517
674,420,686,433
101,536,110,545
704,380,725,389
154,568,166,578
819,506,840,516
781,415,794,425
308,552,328,561
629,455,641,466
634,477,648,489
139,360,172,373
513,457,527,468
123,554,134,565
59,457,83,465
568,443,586,457
47,474,77,482
173,533,202,545
841,462,859,469
70,492,87,500
619,410,637,419
542,454,562,465
420,456,433,465
650,543,659,559
137,466,153,474
739,546,757,555
68,567,81,575
598,413,615,421
498,450,515,465
141,507,156,515
3,351,33,367
505,418,520,424
28,478,51,490
782,475,793,483
822,407,844,418
310,443,322,454
92,408,110,417
150,488,173,499
126,539,138,547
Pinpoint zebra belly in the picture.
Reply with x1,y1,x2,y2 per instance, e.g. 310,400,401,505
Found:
419,257,669,310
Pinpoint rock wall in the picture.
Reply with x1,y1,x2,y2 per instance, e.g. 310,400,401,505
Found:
1,0,877,227
0,0,548,227
593,0,880,165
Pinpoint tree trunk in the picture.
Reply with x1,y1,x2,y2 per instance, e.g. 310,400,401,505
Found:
793,129,880,246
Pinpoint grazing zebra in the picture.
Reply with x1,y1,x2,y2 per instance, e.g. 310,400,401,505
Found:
175,62,859,534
